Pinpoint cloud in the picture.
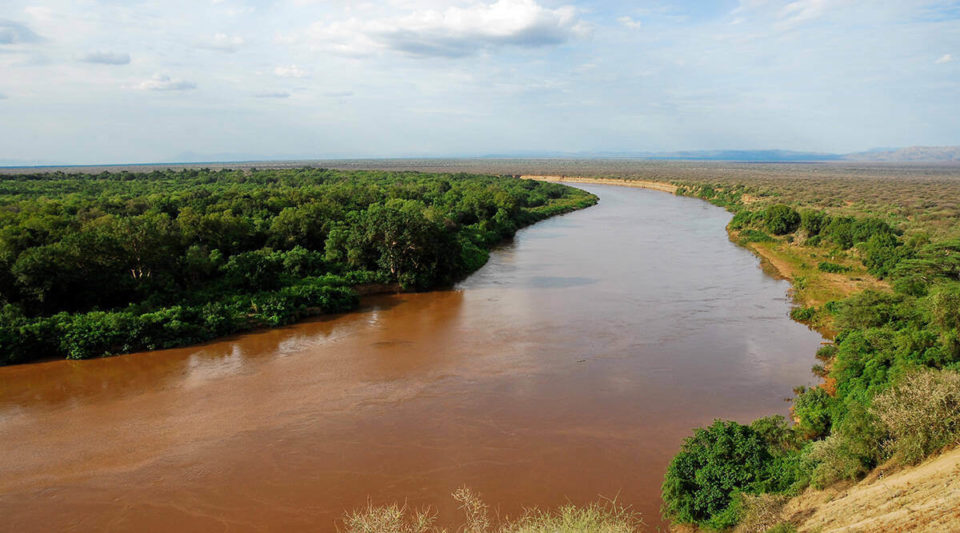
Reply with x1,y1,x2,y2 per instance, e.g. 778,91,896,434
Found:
254,90,290,98
618,16,642,29
0,20,42,45
935,54,953,64
274,64,306,78
136,74,197,91
307,0,586,58
196,33,244,52
78,51,131,65
0,92,6,100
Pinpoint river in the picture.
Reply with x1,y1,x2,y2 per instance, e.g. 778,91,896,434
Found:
0,184,823,531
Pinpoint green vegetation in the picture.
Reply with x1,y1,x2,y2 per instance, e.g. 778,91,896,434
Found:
342,487,644,533
660,179,960,530
0,168,595,365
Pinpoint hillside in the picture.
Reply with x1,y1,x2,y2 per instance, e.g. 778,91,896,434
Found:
781,447,960,532
847,146,960,162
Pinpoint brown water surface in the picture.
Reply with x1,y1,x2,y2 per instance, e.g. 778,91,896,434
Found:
0,184,822,532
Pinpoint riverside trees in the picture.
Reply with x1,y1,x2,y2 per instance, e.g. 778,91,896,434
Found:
663,183,960,530
0,168,596,364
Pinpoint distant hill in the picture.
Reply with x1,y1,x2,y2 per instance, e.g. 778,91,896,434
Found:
643,149,843,162
845,146,960,162
479,147,959,162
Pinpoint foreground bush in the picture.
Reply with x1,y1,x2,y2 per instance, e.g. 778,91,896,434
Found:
871,368,960,463
661,419,802,530
341,487,644,533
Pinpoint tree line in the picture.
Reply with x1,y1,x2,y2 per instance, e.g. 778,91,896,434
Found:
0,168,596,364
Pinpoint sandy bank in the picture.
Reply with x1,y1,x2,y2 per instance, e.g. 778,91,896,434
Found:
784,446,960,532
520,175,679,194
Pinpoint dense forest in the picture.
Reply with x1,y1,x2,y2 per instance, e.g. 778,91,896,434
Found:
661,184,960,531
0,168,596,365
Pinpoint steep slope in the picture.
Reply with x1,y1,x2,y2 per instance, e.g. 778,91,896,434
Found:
781,447,960,532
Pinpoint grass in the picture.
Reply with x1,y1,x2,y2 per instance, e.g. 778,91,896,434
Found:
340,488,645,533
731,234,888,335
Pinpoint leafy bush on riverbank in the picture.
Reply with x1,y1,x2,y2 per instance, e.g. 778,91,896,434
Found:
662,182,960,530
0,169,596,364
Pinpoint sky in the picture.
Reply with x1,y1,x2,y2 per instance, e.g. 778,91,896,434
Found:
0,0,959,164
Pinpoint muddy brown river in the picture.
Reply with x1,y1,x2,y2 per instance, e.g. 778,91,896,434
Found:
0,184,822,532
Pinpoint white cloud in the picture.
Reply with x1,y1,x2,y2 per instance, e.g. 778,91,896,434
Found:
306,0,587,58
136,74,197,91
0,19,42,44
78,51,131,65
197,33,245,52
274,64,306,78
254,90,290,98
618,16,642,30
935,54,953,64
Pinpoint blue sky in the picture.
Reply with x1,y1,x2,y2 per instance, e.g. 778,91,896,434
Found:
1,0,958,164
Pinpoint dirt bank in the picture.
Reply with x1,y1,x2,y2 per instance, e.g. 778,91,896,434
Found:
783,447,960,532
519,175,679,194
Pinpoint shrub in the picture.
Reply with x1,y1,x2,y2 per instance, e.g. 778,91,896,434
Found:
804,433,869,488
792,387,834,439
871,368,960,463
834,290,908,331
730,210,760,230
817,262,850,273
790,306,816,322
732,493,788,533
764,205,801,235
800,209,828,236
739,229,775,243
662,420,773,529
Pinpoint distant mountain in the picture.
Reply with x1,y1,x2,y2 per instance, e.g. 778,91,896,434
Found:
643,150,843,162
845,146,960,162
479,147,960,163
478,149,842,161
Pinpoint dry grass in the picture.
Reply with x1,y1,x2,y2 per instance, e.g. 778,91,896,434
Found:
340,488,644,533
872,369,960,464
733,494,790,533
342,502,438,533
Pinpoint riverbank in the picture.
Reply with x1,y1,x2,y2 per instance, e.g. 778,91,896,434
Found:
521,175,955,533
520,175,679,194
520,175,885,337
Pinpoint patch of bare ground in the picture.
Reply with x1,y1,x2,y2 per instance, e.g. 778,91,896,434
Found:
781,447,960,532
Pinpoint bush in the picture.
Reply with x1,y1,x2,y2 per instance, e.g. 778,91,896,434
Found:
871,368,960,463
764,205,801,236
662,420,773,529
800,209,828,236
792,386,834,439
790,306,816,322
817,262,850,274
804,433,869,488
739,229,775,243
